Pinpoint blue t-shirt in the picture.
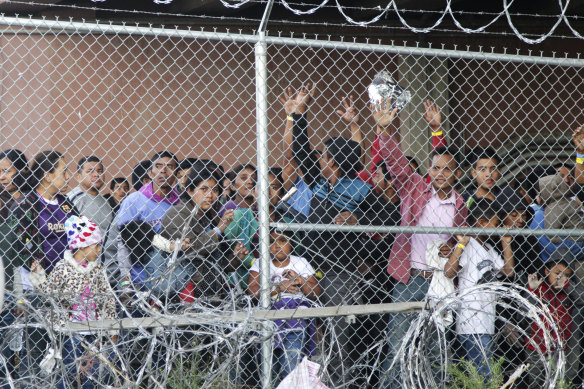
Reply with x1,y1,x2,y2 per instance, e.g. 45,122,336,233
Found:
286,177,313,217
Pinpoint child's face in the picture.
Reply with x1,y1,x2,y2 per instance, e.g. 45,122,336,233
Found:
268,174,282,206
80,243,102,262
233,168,255,200
477,215,500,229
502,210,527,228
189,178,220,211
472,158,500,191
270,232,292,262
546,263,571,290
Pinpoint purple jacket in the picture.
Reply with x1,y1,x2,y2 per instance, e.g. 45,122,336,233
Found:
379,134,467,283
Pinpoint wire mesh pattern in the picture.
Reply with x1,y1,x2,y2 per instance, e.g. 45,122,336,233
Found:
0,15,582,389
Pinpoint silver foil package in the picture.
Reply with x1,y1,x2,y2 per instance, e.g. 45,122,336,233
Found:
367,70,411,110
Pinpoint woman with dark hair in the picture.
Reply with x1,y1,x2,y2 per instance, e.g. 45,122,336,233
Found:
0,149,30,220
8,150,79,385
143,167,241,300
219,163,256,216
10,150,78,272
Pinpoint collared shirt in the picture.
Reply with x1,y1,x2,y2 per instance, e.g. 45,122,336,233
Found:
410,188,456,270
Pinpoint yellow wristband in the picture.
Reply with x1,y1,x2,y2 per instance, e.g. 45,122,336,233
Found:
456,243,466,250
286,115,293,122
432,131,443,136
577,157,584,165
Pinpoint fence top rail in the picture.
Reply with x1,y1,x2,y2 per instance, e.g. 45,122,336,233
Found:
0,15,582,68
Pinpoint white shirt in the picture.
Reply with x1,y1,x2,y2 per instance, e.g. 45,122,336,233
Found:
250,255,315,299
456,237,504,335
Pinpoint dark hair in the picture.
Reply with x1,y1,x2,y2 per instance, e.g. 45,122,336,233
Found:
375,159,391,181
405,156,421,175
131,160,151,192
77,155,102,172
150,151,179,168
467,198,499,227
30,150,63,189
269,227,294,240
120,221,154,266
545,259,571,272
184,167,221,193
268,167,283,187
430,146,461,168
323,137,362,178
110,177,129,191
0,149,31,192
469,147,500,168
179,157,200,172
232,164,256,177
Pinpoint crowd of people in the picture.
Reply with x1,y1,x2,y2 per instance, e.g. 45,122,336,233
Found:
0,84,582,388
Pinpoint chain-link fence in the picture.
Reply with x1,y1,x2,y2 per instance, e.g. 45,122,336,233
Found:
0,14,582,389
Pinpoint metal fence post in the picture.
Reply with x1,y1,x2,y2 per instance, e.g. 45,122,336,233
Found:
256,28,272,389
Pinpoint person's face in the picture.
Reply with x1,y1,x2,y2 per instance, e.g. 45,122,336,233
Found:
502,210,527,229
268,174,282,207
233,168,255,200
557,166,574,188
112,181,130,204
222,177,232,197
149,157,177,190
472,158,500,191
188,178,220,211
177,168,191,189
77,161,105,192
317,148,335,179
546,263,571,290
477,215,500,229
46,159,71,193
0,158,18,193
428,154,459,191
270,232,292,262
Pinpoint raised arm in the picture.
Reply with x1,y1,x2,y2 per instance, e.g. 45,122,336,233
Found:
423,100,448,149
374,99,422,195
290,83,321,188
336,95,364,165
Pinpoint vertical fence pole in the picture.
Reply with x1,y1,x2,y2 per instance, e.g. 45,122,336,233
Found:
255,29,272,389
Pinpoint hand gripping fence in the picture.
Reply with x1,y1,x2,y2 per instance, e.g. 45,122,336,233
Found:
0,11,582,389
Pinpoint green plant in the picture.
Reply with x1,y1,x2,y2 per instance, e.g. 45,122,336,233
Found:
446,357,505,389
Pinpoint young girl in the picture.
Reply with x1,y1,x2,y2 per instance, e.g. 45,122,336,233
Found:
248,228,321,383
30,215,117,389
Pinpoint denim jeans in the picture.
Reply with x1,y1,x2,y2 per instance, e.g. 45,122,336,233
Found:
143,248,194,297
274,328,307,383
58,335,101,389
379,276,432,389
458,333,493,379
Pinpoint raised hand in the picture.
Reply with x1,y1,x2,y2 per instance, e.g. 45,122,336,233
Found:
336,95,361,125
423,100,442,130
278,83,316,115
527,273,543,290
370,98,399,129
217,209,235,232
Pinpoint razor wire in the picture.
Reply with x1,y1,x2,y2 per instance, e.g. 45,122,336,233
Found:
0,14,582,389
